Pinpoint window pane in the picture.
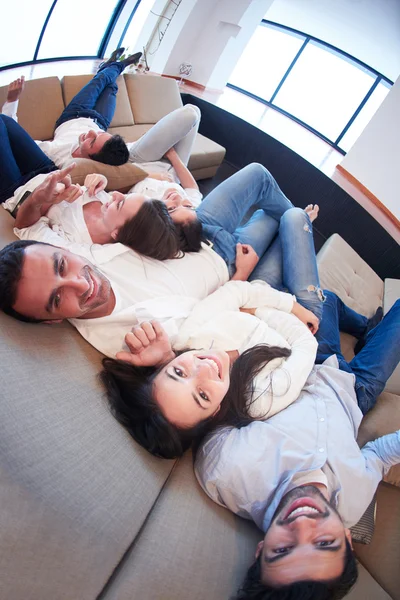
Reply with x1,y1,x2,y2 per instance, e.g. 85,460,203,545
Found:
121,0,155,52
229,24,305,102
339,81,391,152
37,0,120,59
273,41,376,141
1,0,54,67
217,88,267,127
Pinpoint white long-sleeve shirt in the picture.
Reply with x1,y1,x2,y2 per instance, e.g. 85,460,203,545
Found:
171,280,318,418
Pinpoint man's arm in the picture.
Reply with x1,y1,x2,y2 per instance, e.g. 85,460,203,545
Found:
164,147,199,190
15,165,81,228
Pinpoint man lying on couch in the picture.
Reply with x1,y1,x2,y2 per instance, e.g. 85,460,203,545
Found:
2,52,201,171
194,340,400,599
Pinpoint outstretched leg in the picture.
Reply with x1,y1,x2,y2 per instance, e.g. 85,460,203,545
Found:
0,115,56,202
128,104,201,165
349,299,400,414
250,208,324,318
55,62,125,130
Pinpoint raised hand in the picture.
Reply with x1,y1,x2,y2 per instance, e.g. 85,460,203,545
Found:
7,76,25,102
32,163,82,209
116,321,175,367
232,243,259,281
84,173,108,196
291,301,320,334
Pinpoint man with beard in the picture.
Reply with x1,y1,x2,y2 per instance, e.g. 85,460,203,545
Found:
195,345,400,599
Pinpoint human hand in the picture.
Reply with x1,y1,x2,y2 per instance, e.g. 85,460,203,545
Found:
147,171,174,182
7,76,25,102
291,301,319,334
84,173,107,196
232,243,259,281
116,321,175,367
31,163,82,208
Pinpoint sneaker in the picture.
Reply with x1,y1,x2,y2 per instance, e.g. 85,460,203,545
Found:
354,306,384,354
120,51,143,69
97,47,125,71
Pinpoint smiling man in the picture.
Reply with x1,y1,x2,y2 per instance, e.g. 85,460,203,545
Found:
195,353,400,599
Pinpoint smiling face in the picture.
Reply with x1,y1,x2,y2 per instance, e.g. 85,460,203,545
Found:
162,188,197,225
74,130,113,158
257,485,351,586
153,350,231,428
12,244,115,321
101,191,147,237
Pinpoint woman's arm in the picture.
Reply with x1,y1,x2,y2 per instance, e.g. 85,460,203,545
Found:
164,147,199,190
248,308,318,419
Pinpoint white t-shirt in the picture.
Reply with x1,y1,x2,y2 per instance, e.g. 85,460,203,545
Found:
12,213,229,356
2,101,172,174
132,177,203,207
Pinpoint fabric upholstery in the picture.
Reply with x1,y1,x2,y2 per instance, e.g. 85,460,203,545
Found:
62,74,134,128
317,233,384,317
0,308,175,600
102,451,261,600
383,278,400,395
0,77,65,140
67,158,147,191
354,482,400,600
345,561,392,599
124,73,182,124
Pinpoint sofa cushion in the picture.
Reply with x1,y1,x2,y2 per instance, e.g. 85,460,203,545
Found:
62,74,134,128
124,73,182,124
101,451,261,600
0,77,65,140
383,278,400,395
187,132,226,172
0,308,176,600
67,158,147,192
317,234,384,317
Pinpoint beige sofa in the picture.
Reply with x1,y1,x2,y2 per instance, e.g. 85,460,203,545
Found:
0,73,226,186
0,205,399,598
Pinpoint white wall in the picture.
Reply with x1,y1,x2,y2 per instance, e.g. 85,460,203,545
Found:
340,76,400,219
265,0,400,81
142,0,273,89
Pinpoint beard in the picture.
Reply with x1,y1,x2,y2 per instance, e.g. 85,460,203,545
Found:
272,485,341,526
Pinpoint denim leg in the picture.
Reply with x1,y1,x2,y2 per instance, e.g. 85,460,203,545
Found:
128,105,201,164
93,82,119,129
315,291,350,367
250,208,324,318
55,63,124,128
0,115,55,202
197,163,294,269
335,295,368,337
349,299,400,414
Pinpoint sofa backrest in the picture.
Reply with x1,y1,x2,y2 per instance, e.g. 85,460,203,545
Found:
0,76,64,140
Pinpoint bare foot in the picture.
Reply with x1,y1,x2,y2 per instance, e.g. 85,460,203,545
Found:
305,204,319,222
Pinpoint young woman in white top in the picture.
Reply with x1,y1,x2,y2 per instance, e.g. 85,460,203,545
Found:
100,272,322,458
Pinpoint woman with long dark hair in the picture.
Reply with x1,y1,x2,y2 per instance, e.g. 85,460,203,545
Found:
101,278,320,458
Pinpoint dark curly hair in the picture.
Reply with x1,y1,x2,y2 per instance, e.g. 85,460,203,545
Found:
233,539,357,600
89,134,129,165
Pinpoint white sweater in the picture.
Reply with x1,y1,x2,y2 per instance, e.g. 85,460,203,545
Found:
139,280,318,419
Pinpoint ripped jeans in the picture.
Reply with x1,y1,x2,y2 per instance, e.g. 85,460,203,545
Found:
197,163,324,319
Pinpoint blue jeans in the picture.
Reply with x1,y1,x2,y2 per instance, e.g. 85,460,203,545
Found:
197,163,324,319
316,291,400,414
55,62,125,131
0,115,56,202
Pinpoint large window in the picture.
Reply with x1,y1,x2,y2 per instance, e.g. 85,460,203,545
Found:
0,0,149,69
229,21,393,154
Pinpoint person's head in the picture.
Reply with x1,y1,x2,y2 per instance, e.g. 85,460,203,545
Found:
0,240,114,322
234,485,358,599
100,344,291,458
75,130,129,165
162,187,198,225
102,191,181,260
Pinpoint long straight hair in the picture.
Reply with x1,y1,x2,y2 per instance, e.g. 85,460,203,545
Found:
100,343,291,459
